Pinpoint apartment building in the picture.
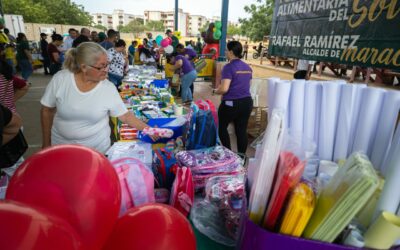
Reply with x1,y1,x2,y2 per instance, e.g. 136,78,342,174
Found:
92,10,143,30
92,13,113,29
144,9,189,36
188,15,207,36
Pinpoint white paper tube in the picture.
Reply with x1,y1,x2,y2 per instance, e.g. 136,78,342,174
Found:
318,81,343,161
273,80,291,128
267,77,280,120
289,79,305,134
351,88,385,157
374,127,400,220
333,84,366,162
370,90,400,171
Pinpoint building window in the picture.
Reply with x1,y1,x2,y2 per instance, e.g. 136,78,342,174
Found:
98,21,102,24
97,15,102,19
119,21,123,24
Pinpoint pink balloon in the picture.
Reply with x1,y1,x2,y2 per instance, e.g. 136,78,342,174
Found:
103,204,196,250
167,37,173,45
6,145,121,250
0,200,83,250
161,38,170,48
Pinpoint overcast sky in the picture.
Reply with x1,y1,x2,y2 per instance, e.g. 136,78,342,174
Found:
72,0,256,22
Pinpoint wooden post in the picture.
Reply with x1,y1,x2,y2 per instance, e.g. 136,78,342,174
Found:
318,62,324,76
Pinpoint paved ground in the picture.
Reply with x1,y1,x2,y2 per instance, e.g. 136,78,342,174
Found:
16,70,52,158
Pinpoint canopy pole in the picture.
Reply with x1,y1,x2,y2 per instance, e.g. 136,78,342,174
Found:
219,0,229,61
174,0,178,31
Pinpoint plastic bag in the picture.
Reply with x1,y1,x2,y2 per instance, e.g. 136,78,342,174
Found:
279,180,316,237
248,109,285,225
303,152,380,242
106,141,152,165
262,151,306,230
191,174,245,246
176,146,244,191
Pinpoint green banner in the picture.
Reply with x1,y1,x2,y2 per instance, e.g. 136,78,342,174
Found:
269,0,400,69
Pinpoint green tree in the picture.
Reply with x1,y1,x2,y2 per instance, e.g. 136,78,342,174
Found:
200,21,210,33
118,19,145,35
227,23,241,37
145,20,164,32
93,24,107,31
3,0,92,25
239,0,274,41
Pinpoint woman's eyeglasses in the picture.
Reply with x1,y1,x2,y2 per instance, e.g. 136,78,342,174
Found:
88,63,110,71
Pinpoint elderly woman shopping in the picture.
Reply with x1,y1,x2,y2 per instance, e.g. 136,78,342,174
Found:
41,42,155,153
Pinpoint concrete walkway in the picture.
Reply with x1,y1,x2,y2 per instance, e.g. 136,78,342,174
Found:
16,70,52,158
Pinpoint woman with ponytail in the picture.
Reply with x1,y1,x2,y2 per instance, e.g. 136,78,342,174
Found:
40,42,156,153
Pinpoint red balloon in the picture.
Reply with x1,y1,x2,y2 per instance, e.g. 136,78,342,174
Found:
0,200,83,250
103,204,196,250
6,145,121,250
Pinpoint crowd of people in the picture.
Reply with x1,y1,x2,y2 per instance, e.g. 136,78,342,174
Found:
0,19,255,173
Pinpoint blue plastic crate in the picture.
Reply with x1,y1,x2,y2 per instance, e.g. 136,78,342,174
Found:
151,79,169,88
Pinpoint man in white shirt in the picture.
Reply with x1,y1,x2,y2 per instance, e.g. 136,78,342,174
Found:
62,28,78,51
294,59,315,80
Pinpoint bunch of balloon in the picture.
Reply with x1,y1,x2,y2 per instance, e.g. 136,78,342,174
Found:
2,145,122,250
0,145,197,250
160,37,173,54
201,21,222,59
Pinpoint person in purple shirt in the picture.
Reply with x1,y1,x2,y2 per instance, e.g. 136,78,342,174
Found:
167,52,197,104
176,43,197,96
212,41,253,156
176,43,197,61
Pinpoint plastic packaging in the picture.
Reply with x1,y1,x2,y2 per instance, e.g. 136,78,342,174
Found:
106,141,152,165
176,146,244,191
303,152,379,242
248,109,285,225
279,181,316,237
191,174,245,246
142,127,174,138
263,151,306,230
